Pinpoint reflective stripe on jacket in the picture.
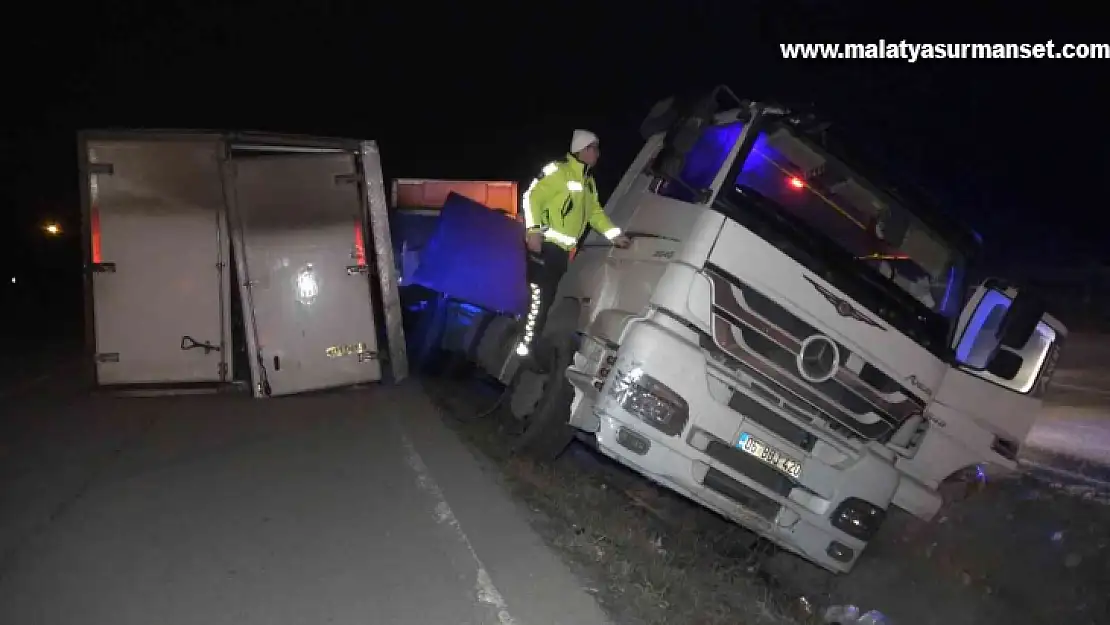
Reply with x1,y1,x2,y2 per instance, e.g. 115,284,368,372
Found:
522,154,621,251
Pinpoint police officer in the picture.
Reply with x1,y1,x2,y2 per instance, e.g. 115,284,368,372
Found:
516,129,631,357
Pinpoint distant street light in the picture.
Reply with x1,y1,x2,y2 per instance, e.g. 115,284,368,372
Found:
44,222,61,236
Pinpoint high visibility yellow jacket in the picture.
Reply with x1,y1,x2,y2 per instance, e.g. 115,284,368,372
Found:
523,154,621,251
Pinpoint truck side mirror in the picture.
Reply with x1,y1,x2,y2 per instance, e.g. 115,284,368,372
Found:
985,349,1023,380
995,290,1045,349
640,96,678,139
650,95,715,183
661,92,719,155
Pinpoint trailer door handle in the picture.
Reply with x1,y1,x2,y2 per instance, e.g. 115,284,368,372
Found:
180,335,220,354
346,265,370,275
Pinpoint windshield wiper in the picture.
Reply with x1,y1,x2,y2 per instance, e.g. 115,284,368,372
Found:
722,184,939,323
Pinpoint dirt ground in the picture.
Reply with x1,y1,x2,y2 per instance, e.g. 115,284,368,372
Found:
423,373,1110,625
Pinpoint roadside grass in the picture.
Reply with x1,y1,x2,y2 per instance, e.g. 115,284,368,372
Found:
423,374,1110,625
424,375,818,625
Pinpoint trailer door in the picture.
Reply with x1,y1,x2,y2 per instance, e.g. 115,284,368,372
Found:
230,150,382,397
84,137,230,386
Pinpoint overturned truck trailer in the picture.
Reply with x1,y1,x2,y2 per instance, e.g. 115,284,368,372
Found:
390,178,519,286
78,130,408,397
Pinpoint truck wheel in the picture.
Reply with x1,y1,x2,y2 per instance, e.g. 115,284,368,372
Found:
512,336,577,462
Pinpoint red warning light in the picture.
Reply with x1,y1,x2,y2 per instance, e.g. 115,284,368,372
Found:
788,176,805,190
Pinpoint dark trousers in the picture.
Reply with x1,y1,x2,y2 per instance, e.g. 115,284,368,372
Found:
525,242,571,351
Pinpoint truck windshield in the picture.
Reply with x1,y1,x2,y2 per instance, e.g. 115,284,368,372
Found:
735,127,965,318
660,121,969,351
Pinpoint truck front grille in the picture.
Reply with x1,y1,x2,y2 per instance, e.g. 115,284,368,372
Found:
702,467,782,520
704,265,925,441
729,389,817,452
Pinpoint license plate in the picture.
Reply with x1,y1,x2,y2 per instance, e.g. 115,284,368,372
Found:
737,432,803,479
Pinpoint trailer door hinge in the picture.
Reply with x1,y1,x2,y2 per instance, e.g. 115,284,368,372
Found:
89,262,116,273
346,265,370,275
88,163,115,175
96,352,120,363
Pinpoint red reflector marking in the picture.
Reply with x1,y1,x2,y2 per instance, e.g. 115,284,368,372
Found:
354,220,367,265
90,204,103,264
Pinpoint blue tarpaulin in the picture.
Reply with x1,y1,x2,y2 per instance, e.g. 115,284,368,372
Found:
390,211,441,284
409,192,528,316
390,212,441,255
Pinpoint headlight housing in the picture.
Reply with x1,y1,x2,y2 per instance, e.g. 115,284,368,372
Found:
608,368,689,436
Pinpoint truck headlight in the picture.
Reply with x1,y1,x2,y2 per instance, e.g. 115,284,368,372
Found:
609,368,689,436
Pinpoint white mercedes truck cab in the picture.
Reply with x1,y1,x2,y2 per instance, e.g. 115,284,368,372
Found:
505,87,1067,574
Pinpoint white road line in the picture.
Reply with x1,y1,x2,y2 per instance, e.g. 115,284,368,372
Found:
1048,381,1110,396
1021,458,1110,489
399,428,520,625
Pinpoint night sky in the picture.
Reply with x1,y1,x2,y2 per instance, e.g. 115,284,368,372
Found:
2,3,1104,337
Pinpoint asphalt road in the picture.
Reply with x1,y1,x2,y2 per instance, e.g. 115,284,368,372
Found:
1020,370,1110,489
1021,333,1110,472
0,382,610,625
1028,388,1110,465
1,333,1107,625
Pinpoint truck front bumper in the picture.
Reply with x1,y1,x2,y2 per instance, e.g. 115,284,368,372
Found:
569,318,896,574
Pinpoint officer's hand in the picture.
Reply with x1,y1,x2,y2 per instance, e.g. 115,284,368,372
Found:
526,231,543,253
611,234,632,249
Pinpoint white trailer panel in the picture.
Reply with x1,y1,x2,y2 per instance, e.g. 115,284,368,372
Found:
80,134,232,387
229,149,383,396
79,130,408,395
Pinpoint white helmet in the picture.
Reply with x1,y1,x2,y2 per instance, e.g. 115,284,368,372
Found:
570,129,599,154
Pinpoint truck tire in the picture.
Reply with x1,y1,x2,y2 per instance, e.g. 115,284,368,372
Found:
512,336,577,462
